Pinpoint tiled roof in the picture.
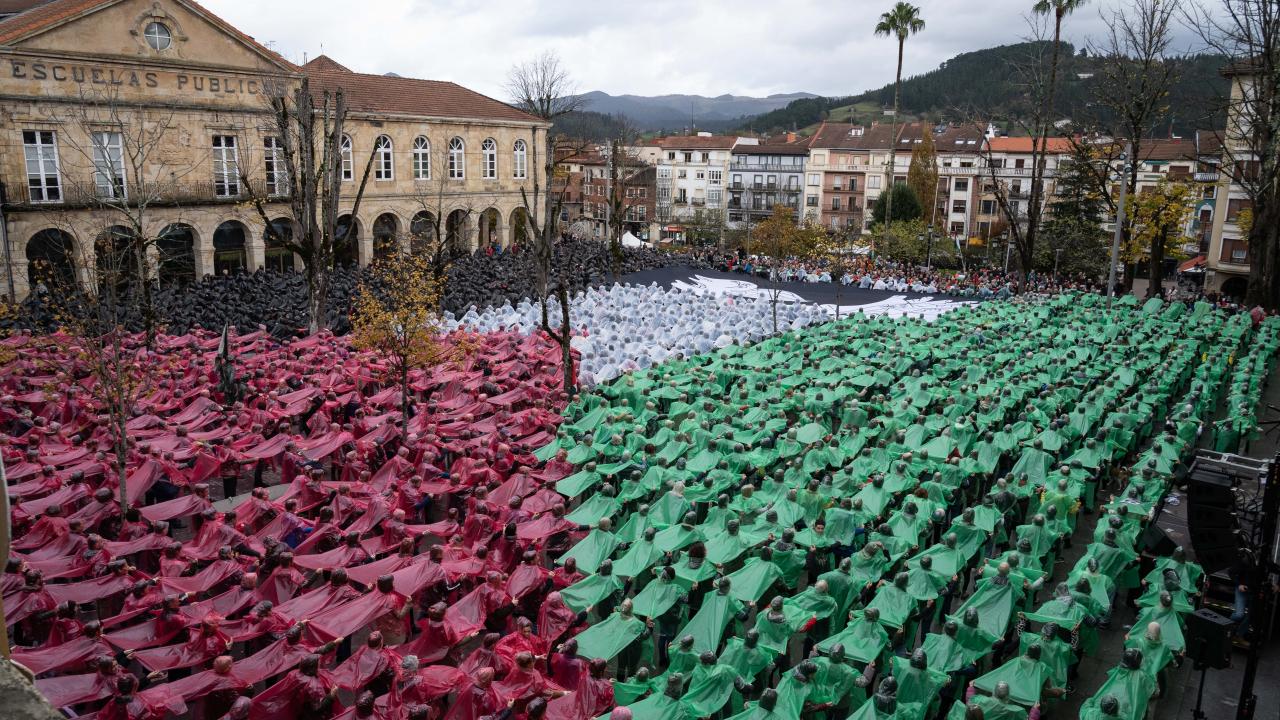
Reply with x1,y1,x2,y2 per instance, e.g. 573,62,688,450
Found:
647,135,738,150
0,0,296,71
303,61,542,124
806,122,899,150
733,141,809,156
1196,130,1225,156
1137,138,1196,162
985,136,1075,154
0,0,50,16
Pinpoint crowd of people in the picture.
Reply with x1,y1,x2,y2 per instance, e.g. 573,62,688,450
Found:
3,240,697,337
3,286,1275,720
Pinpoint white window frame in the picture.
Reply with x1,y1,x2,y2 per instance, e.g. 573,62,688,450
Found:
482,138,497,179
91,130,126,200
413,136,431,180
374,135,394,181
340,135,353,182
144,22,172,51
264,136,287,197
709,170,722,186
212,134,239,198
867,175,882,189
513,139,528,179
449,137,465,179
806,173,819,186
23,130,62,203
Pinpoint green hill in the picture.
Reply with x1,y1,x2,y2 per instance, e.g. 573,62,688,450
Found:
739,42,1229,137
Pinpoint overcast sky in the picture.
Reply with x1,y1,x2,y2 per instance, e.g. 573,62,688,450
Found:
204,0,1209,101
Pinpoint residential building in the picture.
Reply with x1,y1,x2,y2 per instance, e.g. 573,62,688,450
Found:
576,154,657,242
726,139,807,227
972,136,1072,244
634,133,735,242
803,123,885,231
0,0,547,299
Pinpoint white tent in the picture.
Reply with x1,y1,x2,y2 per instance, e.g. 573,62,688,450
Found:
621,232,646,248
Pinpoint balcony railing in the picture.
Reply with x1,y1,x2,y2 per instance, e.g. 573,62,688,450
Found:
730,163,802,173
1194,172,1219,182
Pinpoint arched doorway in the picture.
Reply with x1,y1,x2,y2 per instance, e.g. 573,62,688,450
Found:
509,207,530,249
265,218,295,273
1221,276,1249,302
94,225,141,296
26,229,77,293
212,221,248,275
156,224,196,286
410,211,437,256
373,213,400,260
335,215,359,267
446,210,470,254
478,208,501,251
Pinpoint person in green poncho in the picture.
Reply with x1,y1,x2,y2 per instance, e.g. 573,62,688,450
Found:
956,563,1025,639
719,629,775,709
1128,591,1187,653
675,576,748,655
573,598,649,669
1078,649,1156,720
972,642,1065,708
682,650,748,718
866,572,922,650
561,559,625,617
944,681,1029,720
809,643,875,718
625,673,690,720
890,648,950,720
848,676,900,720
1123,621,1174,694
773,659,820,719
560,517,620,574
817,607,890,666
724,688,783,720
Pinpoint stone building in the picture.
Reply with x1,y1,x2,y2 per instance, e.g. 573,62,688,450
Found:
0,0,548,299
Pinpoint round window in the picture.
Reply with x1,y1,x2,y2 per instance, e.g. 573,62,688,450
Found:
144,21,172,51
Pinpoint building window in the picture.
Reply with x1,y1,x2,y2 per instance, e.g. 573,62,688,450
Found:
695,170,705,180
513,140,527,179
340,135,353,181
709,170,722,185
482,138,497,179
374,135,393,181
731,174,741,187
954,178,969,192
264,136,287,196
413,136,430,179
950,221,964,235
867,175,881,189
683,152,692,162
849,178,858,192
667,152,676,161
212,134,239,198
708,188,722,205
806,195,817,207
23,130,61,203
449,137,465,179
144,22,172,51
91,131,126,200
832,197,842,211
753,175,763,188
677,169,687,179
952,199,967,213
1233,248,1247,262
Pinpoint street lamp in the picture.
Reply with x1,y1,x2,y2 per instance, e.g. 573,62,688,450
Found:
1106,144,1132,309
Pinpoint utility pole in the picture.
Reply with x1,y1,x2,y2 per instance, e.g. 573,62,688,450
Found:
1106,144,1131,309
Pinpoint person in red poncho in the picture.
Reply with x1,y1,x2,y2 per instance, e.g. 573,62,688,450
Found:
249,652,338,720
493,652,564,708
331,631,399,696
99,674,166,720
445,667,502,720
495,617,549,674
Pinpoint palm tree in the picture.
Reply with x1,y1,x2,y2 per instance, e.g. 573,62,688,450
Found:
1032,0,1088,129
874,2,925,247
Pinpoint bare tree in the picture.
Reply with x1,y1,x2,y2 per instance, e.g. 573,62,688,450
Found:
1187,0,1280,308
1089,0,1180,294
243,78,377,333
402,138,497,283
964,18,1058,282
506,52,586,393
50,88,203,345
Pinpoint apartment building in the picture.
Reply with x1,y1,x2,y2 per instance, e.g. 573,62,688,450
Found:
636,134,735,242
726,139,807,227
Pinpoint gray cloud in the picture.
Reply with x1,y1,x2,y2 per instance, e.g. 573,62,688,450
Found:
203,0,1215,101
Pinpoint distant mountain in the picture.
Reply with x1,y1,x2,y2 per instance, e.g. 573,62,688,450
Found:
576,91,819,132
741,42,1230,138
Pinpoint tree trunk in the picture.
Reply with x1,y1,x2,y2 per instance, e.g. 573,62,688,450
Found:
115,411,129,510
557,283,575,395
883,38,905,229
401,362,410,436
1247,203,1280,309
1148,228,1166,299
307,261,328,334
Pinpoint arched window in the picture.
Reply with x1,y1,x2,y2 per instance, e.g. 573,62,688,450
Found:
340,135,353,181
413,136,430,180
513,139,528,179
449,137,465,180
482,138,497,179
374,135,394,181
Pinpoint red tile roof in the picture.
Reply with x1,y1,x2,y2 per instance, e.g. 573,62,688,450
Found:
646,135,738,150
806,122,898,150
985,136,1075,154
302,60,542,124
732,141,809,156
0,0,296,71
1137,138,1196,162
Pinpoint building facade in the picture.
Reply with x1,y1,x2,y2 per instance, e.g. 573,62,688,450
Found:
1203,66,1255,299
636,134,734,243
726,139,807,227
0,0,547,299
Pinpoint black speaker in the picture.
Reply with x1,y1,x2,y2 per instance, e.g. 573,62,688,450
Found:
1184,608,1234,669
1187,471,1240,574
1142,524,1178,556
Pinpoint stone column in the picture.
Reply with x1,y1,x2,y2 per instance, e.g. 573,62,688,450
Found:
246,240,265,272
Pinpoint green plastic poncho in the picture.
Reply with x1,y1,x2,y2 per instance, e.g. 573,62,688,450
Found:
574,609,646,661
